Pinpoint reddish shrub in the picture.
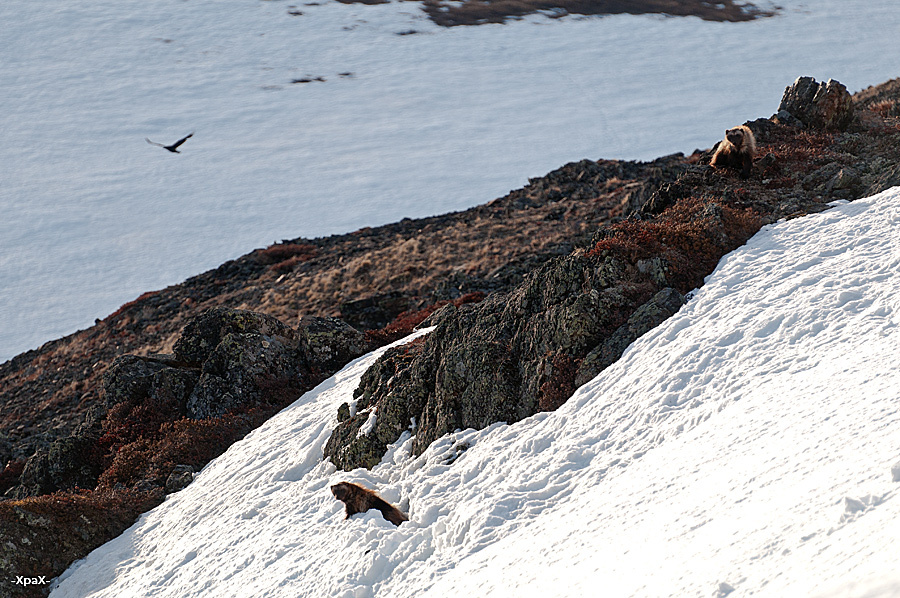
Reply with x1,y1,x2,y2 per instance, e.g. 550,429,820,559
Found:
270,255,306,274
97,409,273,490
0,488,164,595
0,459,25,495
539,352,580,412
588,197,761,292
255,242,318,267
365,291,486,345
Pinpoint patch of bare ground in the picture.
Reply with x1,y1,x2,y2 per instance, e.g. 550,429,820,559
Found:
335,0,777,27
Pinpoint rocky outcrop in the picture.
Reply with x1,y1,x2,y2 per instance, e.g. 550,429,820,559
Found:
778,76,854,131
10,408,104,500
324,204,747,471
8,308,374,499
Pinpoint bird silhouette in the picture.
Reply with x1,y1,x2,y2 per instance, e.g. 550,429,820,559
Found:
146,133,193,153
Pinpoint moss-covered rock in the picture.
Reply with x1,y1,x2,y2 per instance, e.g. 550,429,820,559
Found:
174,307,295,366
575,287,685,386
186,332,306,419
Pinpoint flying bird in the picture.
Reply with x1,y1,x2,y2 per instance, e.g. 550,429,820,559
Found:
146,132,193,153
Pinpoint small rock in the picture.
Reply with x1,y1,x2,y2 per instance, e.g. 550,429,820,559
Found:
165,465,195,493
891,460,900,482
340,291,410,331
771,109,805,128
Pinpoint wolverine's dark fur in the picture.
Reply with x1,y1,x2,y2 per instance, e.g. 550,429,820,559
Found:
331,481,408,526
710,125,756,179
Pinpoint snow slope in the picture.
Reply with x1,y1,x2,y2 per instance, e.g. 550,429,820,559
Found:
51,188,900,597
3,0,900,361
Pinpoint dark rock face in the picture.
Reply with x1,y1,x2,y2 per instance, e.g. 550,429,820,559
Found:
12,408,104,499
174,308,295,366
324,251,664,470
165,465,194,493
7,308,373,498
103,355,197,414
778,77,853,131
340,292,410,331
574,287,684,386
186,331,306,419
298,316,369,373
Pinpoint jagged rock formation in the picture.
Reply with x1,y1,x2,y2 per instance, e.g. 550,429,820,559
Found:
324,200,757,470
778,76,854,131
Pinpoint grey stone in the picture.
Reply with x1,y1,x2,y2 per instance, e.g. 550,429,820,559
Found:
165,465,194,493
575,288,684,387
772,110,805,128
174,307,295,366
778,77,853,131
186,332,306,419
298,315,369,372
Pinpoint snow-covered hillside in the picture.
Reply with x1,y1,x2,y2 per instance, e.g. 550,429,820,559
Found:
51,188,900,597
3,0,900,361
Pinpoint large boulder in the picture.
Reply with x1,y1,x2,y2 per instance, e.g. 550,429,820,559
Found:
174,307,296,366
11,407,105,498
186,332,307,419
298,316,370,373
778,76,853,131
103,354,197,415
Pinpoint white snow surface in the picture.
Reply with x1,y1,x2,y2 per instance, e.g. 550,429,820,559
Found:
51,188,900,597
3,0,900,361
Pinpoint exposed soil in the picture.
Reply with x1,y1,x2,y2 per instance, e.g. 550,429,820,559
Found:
335,0,777,27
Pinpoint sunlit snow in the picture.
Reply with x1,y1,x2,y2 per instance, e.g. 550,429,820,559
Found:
51,187,900,597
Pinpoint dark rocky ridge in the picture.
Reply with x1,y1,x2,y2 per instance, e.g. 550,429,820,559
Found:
337,0,777,27
2,75,900,596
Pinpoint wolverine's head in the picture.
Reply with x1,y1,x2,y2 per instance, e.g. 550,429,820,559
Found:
725,127,745,149
331,482,352,501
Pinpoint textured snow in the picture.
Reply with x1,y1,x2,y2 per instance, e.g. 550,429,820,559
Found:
4,0,900,361
51,187,900,597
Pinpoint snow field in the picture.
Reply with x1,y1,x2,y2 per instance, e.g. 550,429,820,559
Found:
51,188,900,597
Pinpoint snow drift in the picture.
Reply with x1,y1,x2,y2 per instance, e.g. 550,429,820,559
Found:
52,188,900,596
